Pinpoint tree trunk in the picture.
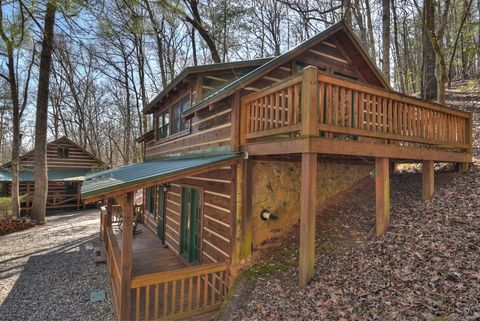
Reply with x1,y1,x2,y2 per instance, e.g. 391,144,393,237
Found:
31,0,56,224
422,0,437,101
382,0,390,82
391,0,405,92
447,0,474,88
6,46,21,218
365,0,376,59
185,0,221,63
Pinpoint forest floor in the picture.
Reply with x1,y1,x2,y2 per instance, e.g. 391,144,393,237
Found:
0,210,114,321
221,81,480,321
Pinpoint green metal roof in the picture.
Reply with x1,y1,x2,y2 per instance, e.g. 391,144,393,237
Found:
0,168,92,182
81,153,244,199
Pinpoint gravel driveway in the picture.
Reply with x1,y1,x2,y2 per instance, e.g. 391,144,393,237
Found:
0,209,114,321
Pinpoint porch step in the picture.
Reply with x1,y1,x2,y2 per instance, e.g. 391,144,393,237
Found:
93,246,106,264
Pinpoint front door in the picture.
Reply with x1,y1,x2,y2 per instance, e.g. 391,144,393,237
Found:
180,187,202,264
157,187,166,243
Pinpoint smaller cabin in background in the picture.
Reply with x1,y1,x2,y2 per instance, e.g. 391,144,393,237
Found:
0,136,105,213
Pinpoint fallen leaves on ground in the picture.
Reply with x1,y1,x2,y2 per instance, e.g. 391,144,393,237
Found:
0,217,35,236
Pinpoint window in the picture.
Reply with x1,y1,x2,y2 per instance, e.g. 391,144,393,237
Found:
171,96,190,135
65,182,77,195
145,186,156,214
57,147,69,158
157,111,169,140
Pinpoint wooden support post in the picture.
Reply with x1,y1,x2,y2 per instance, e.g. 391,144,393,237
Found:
239,158,252,262
194,75,203,103
390,161,400,174
422,160,435,200
375,157,390,236
299,153,317,287
232,92,241,151
106,198,113,227
301,66,319,137
458,162,469,173
119,192,134,321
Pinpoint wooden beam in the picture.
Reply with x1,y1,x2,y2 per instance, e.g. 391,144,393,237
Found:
106,198,112,227
301,66,319,137
231,92,241,152
299,153,317,287
242,137,472,163
119,192,134,321
194,75,203,103
240,158,253,262
375,157,390,236
422,160,435,200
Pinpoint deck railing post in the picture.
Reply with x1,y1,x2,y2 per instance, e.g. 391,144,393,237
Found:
300,66,319,137
459,112,473,172
119,192,134,321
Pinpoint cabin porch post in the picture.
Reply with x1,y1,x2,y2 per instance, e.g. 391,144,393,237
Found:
375,157,390,236
238,158,253,263
119,192,134,321
458,162,469,173
299,152,317,287
422,160,435,200
106,198,113,227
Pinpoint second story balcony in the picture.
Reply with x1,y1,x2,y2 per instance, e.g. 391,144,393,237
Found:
240,66,472,163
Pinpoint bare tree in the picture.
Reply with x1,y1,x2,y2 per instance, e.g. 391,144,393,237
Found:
31,0,56,224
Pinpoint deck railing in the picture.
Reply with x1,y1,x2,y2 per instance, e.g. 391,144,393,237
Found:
241,66,472,152
105,227,122,318
130,262,229,321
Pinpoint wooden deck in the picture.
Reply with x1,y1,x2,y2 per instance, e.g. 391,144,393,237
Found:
113,225,187,277
103,218,229,321
240,66,473,163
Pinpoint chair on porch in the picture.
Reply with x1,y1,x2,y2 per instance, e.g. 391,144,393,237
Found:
117,205,143,236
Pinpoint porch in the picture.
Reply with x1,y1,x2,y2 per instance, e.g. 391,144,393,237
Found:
100,203,229,321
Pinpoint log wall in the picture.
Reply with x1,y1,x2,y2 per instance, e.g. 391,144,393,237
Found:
142,166,234,264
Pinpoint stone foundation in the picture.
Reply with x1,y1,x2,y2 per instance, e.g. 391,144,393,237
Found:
251,160,372,247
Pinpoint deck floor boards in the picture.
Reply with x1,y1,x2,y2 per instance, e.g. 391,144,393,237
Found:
113,224,187,277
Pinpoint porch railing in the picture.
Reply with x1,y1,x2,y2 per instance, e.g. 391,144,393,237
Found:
241,67,472,152
130,262,229,321
105,226,122,318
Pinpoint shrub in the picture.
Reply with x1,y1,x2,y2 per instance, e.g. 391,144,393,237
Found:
0,194,30,219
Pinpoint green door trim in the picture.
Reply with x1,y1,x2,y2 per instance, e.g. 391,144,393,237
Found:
157,187,166,243
180,187,202,265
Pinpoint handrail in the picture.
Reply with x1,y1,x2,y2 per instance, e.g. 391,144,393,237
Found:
131,262,228,287
130,261,229,321
241,66,472,153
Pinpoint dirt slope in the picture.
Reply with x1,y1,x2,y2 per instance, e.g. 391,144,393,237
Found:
222,81,480,321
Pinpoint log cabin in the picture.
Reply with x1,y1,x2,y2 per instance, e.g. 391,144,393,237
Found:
0,136,105,213
81,22,473,321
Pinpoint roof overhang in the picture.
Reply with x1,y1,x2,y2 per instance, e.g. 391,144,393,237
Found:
182,21,390,118
81,153,244,202
144,58,272,114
